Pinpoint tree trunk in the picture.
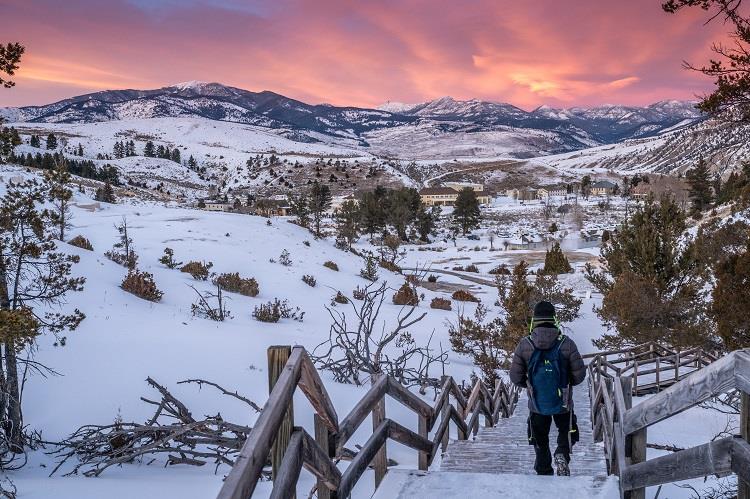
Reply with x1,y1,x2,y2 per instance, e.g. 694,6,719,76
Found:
3,342,22,452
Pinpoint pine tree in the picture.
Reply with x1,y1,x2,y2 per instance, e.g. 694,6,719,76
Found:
113,141,123,159
416,205,440,242
187,155,197,169
144,140,155,157
335,200,360,249
0,179,85,450
95,181,116,204
156,145,166,158
542,242,572,274
45,159,73,241
170,148,181,163
29,135,40,148
46,133,57,150
686,158,714,217
387,188,420,240
452,187,481,235
712,241,750,350
585,196,708,348
287,192,310,227
359,190,387,240
309,181,332,237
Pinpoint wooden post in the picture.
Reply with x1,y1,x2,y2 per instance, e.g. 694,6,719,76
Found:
268,346,295,498
418,414,429,471
674,350,680,383
315,414,337,499
624,374,646,499
739,392,750,499
441,375,450,452
655,356,660,392
633,360,638,397
371,374,387,487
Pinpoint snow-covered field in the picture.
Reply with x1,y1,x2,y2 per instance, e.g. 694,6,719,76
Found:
0,164,733,499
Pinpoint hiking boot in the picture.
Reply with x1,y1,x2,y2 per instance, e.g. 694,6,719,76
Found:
554,453,570,476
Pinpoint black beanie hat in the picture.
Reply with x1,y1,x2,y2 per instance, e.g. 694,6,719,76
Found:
533,301,556,321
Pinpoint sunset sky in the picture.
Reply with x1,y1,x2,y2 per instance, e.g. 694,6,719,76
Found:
0,0,730,109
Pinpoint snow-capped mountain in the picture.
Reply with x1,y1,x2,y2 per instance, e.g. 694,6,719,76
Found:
1,82,703,159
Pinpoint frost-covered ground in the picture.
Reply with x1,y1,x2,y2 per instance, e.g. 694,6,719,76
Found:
0,164,732,498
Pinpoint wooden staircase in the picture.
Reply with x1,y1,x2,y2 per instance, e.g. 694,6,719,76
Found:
440,387,607,478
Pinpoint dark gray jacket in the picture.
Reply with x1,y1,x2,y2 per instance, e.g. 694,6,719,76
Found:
509,326,586,413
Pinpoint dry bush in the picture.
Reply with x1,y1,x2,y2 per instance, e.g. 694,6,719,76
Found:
405,274,419,285
190,285,231,321
452,289,480,302
253,298,304,323
427,274,439,283
489,264,511,275
333,291,349,304
121,269,163,302
68,235,93,251
302,275,317,287
430,297,452,310
379,259,401,273
213,272,259,297
180,261,213,281
393,282,419,306
464,264,480,273
352,286,366,300
323,261,339,271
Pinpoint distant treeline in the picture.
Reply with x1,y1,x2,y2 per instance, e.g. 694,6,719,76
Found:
8,151,121,185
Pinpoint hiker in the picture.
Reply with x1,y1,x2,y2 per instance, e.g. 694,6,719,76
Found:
509,300,586,476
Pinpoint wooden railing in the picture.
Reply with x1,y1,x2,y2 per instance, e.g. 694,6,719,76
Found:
217,345,520,499
587,346,750,499
583,342,717,395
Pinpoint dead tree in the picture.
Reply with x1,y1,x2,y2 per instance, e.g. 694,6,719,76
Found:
49,377,260,477
311,281,446,390
189,284,231,321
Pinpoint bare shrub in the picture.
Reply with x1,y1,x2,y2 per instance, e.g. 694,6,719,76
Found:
323,260,339,271
121,269,163,302
105,216,138,269
180,261,213,281
253,298,304,323
392,282,419,306
430,297,452,310
332,291,349,304
302,275,317,287
352,286,366,300
68,235,93,251
312,282,446,389
379,259,401,273
190,285,231,321
464,264,480,273
213,273,259,297
452,289,480,302
159,247,182,269
489,264,511,275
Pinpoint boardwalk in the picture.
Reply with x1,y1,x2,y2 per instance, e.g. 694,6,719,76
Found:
440,386,608,478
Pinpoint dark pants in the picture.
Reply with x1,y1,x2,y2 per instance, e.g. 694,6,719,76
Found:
527,411,577,475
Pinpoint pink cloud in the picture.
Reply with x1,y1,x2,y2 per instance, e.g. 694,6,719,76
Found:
0,0,730,109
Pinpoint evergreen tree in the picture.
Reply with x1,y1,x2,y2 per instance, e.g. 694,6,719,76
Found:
416,205,440,242
712,241,750,350
0,42,24,88
309,181,332,237
77,143,84,156
452,187,481,235
170,148,181,163
95,181,116,204
144,140,155,157
45,160,73,241
686,158,714,217
359,189,387,240
542,242,572,274
45,133,57,150
335,200,360,249
156,145,166,158
585,196,708,348
387,188,420,240
187,155,197,169
287,192,310,227
0,179,85,450
29,135,40,148
113,141,123,159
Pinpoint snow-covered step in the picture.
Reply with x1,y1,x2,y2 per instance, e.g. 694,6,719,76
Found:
441,386,607,477
372,470,620,499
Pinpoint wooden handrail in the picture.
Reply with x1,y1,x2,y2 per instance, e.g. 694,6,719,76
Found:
589,347,750,498
217,346,520,499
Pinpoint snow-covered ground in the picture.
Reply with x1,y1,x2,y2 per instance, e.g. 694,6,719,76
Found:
0,164,733,498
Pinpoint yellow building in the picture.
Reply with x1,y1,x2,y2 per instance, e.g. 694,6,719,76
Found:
419,185,491,206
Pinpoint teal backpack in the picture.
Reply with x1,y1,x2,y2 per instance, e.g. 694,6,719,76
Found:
527,336,568,415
